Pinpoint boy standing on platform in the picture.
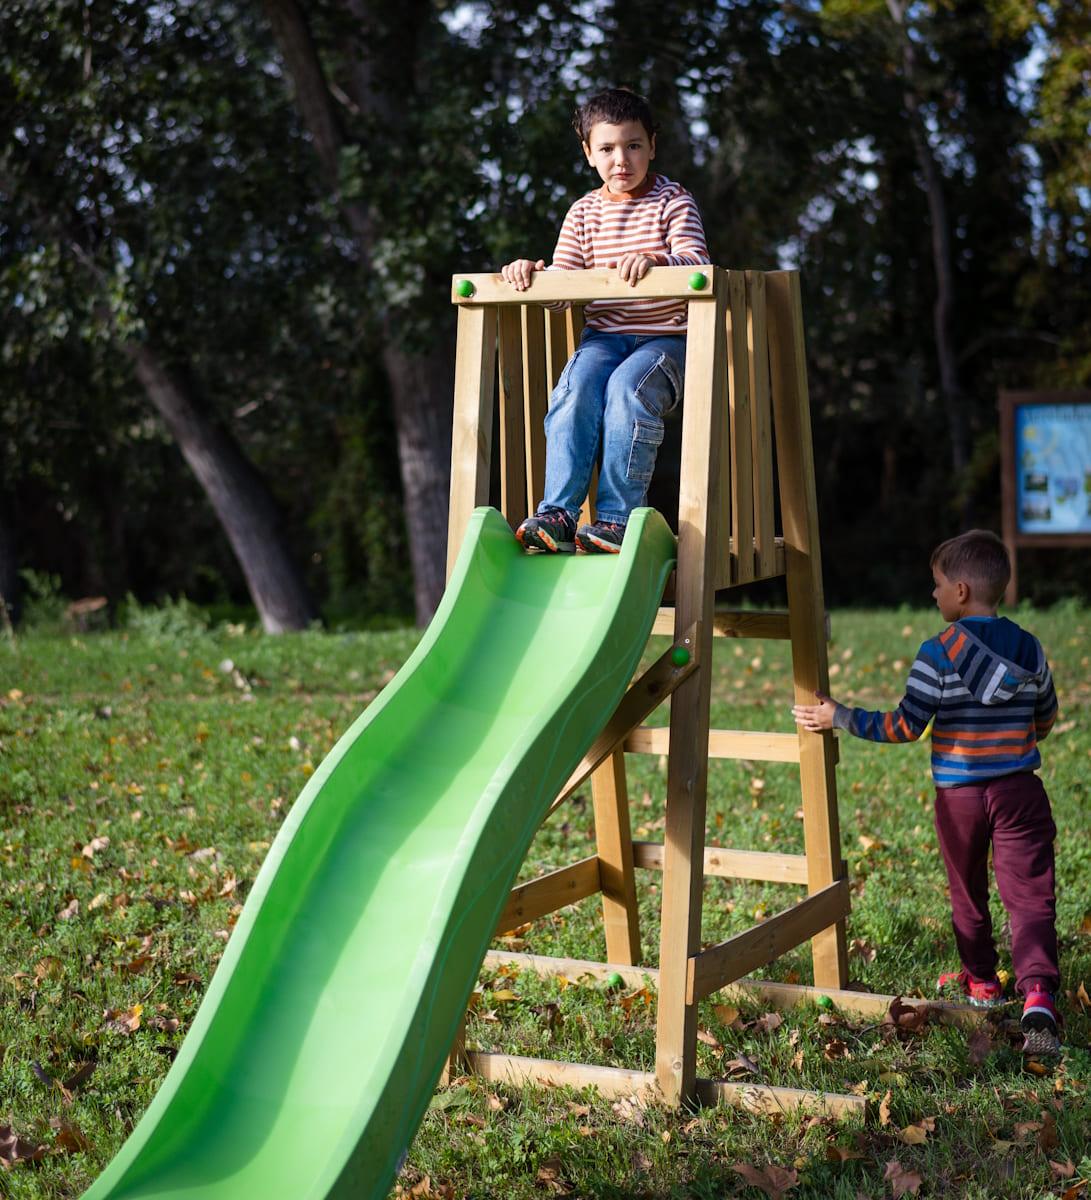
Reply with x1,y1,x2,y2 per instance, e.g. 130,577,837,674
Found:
792,530,1062,1057
502,87,709,554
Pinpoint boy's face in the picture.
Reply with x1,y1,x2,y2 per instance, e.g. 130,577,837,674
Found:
582,120,656,194
932,568,967,622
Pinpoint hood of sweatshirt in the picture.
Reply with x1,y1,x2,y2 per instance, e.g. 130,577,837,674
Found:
938,616,1048,706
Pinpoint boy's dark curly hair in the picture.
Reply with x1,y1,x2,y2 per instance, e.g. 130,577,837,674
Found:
573,88,657,145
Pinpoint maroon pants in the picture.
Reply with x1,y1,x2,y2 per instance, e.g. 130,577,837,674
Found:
934,772,1059,996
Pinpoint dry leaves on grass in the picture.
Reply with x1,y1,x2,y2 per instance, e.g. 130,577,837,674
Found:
884,1159,923,1197
536,1154,572,1195
0,1124,49,1168
882,997,931,1041
732,1162,798,1198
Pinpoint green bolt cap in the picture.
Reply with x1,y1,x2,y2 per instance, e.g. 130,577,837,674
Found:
456,279,475,298
688,271,708,291
604,971,624,989
815,994,834,1010
671,646,691,667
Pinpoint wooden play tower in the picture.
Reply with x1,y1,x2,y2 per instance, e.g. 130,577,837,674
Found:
444,265,857,1115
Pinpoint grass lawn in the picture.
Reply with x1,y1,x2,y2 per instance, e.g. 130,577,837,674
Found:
1,605,1089,1198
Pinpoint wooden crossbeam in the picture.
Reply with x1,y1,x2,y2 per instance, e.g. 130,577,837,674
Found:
687,879,850,1003
652,607,791,639
452,266,719,306
632,841,809,885
544,625,699,819
495,857,601,934
624,726,801,763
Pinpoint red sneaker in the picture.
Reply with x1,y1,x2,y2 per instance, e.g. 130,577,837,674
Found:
936,967,1005,1008
1021,990,1061,1058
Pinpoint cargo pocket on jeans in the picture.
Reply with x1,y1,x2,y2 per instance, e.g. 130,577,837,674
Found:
626,418,664,484
634,353,683,418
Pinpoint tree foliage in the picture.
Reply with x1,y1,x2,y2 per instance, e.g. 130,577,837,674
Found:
2,0,1088,617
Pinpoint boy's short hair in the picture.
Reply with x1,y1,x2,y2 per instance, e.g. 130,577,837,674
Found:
930,529,1011,606
573,88,657,145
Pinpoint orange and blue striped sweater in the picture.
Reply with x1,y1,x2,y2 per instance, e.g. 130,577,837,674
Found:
832,616,1058,787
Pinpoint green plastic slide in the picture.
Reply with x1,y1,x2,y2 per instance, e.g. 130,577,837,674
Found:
83,506,676,1200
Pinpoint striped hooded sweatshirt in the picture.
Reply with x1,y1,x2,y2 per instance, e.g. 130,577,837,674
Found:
832,616,1058,787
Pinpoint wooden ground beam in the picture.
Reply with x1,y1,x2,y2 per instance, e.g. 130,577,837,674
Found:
481,949,989,1030
462,1051,864,1118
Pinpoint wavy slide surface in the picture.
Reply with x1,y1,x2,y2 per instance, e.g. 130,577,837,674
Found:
83,506,676,1200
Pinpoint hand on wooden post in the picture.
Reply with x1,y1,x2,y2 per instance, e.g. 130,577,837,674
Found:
791,692,838,732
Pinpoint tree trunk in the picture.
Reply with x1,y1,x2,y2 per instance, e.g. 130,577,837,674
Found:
887,0,969,483
127,344,319,633
263,0,455,623
382,337,454,623
0,494,19,630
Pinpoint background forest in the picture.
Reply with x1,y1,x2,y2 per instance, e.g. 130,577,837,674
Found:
2,0,1089,630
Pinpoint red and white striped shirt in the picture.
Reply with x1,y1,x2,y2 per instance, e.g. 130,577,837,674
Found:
549,173,709,334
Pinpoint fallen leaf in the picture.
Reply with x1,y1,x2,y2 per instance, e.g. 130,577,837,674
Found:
50,1118,90,1154
1051,1160,1076,1179
490,989,519,1003
723,1054,761,1077
755,1011,784,1034
899,1124,928,1145
967,1028,994,1065
714,1004,741,1026
879,1090,893,1127
103,1003,143,1034
883,1159,922,1197
58,898,80,921
698,1028,721,1048
732,1162,799,1199
825,1143,866,1163
0,1123,49,1167
82,836,110,859
1038,1110,1059,1153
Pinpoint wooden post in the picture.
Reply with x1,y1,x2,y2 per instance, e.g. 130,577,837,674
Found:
498,307,528,529
655,278,727,1105
522,306,548,515
765,271,848,990
447,305,498,580
746,272,776,580
591,749,641,965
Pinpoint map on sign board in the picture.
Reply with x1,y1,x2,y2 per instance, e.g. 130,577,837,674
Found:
1015,402,1091,534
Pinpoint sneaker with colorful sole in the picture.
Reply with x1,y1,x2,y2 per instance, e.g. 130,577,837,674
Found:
516,508,576,554
936,967,1006,1008
1021,990,1061,1058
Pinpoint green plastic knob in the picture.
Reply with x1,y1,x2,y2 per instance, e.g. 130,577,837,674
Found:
671,646,691,668
604,971,623,989
456,279,475,298
815,994,834,1010
688,271,708,291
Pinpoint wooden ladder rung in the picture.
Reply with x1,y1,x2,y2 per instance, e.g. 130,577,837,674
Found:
631,841,808,884
625,726,801,763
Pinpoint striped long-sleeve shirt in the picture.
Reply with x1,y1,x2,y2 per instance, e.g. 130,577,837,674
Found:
548,173,709,335
832,616,1058,787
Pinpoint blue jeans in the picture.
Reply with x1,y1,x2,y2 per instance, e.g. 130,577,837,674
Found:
539,328,686,526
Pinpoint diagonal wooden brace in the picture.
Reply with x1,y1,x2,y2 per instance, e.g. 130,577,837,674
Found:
543,622,700,821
